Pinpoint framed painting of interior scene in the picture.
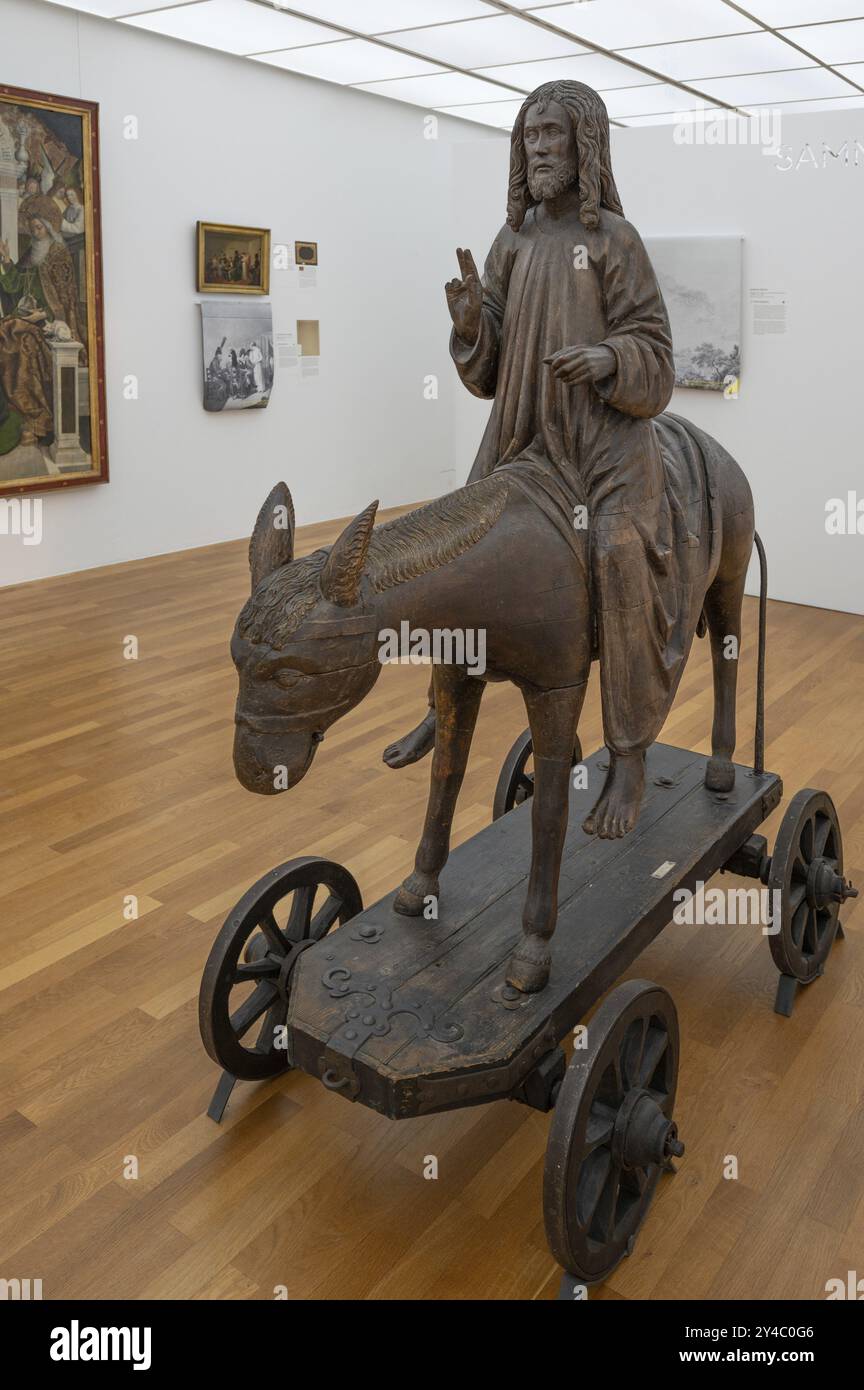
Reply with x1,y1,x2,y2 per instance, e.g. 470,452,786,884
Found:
197,222,270,294
0,84,108,498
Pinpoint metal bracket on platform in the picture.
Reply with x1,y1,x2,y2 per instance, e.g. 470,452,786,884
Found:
512,1047,566,1113
722,833,770,882
411,1021,560,1114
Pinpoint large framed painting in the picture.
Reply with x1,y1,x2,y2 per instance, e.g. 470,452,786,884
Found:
0,84,108,497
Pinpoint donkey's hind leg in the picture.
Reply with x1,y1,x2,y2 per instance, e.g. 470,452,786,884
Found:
703,563,748,792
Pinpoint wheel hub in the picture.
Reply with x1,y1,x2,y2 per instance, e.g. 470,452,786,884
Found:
806,857,858,910
612,1088,685,1171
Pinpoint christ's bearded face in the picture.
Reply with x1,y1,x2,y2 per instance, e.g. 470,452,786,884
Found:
524,98,579,202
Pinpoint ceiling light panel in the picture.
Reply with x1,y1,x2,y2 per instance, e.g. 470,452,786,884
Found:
618,108,725,127
526,0,759,49
700,66,853,104
477,53,656,91
436,99,525,127
739,3,864,25
600,85,713,118
43,0,181,13
277,0,495,32
617,31,816,81
353,71,517,106
778,20,864,66
381,14,584,66
121,0,339,54
252,38,443,81
743,94,864,112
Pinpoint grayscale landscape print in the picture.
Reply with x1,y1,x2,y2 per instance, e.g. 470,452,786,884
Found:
645,235,742,391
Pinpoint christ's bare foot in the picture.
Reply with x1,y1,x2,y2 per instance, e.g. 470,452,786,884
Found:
383,710,436,768
582,751,646,839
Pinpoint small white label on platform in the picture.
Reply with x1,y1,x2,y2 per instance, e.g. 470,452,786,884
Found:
652,861,676,879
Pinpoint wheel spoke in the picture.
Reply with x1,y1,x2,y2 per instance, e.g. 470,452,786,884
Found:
800,815,815,863
285,886,316,942
595,1165,621,1244
787,882,807,913
308,892,343,939
638,1025,669,1091
803,908,819,956
259,909,290,954
621,1019,646,1091
814,814,832,857
790,900,808,949
255,997,287,1056
575,1147,612,1231
584,1101,616,1155
229,980,279,1038
234,956,280,983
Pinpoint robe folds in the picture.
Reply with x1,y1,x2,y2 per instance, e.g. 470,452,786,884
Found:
451,203,712,755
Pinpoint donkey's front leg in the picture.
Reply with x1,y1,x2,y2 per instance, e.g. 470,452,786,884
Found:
507,683,586,993
394,666,484,917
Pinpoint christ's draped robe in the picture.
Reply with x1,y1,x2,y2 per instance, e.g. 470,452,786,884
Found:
451,203,712,755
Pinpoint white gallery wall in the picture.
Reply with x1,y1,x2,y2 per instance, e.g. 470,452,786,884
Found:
0,0,502,587
2,0,862,617
452,109,864,615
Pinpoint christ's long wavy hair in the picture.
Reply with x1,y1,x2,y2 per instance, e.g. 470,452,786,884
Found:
507,81,624,232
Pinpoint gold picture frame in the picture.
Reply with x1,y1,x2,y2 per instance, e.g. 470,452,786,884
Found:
0,83,108,498
294,240,318,267
197,222,270,295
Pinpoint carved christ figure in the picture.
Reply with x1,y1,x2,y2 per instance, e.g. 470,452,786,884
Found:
385,80,679,840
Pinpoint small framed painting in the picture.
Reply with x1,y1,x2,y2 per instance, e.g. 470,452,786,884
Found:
197,222,270,294
294,240,318,267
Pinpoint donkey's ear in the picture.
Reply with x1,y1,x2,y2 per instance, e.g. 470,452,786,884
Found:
320,500,378,607
249,482,295,592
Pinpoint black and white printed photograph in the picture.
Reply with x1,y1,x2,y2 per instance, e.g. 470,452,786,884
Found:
200,299,273,412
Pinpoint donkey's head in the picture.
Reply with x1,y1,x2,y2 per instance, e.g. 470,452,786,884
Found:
232,483,381,795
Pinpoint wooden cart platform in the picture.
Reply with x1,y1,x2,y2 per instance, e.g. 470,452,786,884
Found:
288,742,783,1118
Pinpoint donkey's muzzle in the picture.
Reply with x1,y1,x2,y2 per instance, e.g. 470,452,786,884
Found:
233,715,320,795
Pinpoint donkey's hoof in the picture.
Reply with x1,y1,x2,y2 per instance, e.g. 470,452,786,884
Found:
394,873,438,917
705,757,735,793
506,948,551,994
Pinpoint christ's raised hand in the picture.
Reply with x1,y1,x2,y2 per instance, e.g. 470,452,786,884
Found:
544,344,616,385
445,247,483,345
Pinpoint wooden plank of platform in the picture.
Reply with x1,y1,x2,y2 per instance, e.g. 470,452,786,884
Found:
290,744,782,1114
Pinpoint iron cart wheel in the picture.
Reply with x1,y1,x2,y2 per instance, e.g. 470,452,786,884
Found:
493,728,583,821
543,979,683,1284
199,856,362,1081
768,789,855,985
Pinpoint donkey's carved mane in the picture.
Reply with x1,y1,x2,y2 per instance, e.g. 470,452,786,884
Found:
238,474,509,650
368,472,508,593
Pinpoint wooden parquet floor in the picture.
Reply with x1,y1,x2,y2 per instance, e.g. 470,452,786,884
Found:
0,507,862,1300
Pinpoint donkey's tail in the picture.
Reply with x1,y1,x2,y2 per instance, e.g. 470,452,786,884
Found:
753,531,767,775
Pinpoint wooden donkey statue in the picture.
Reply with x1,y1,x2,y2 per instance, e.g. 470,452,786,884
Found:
232,428,754,992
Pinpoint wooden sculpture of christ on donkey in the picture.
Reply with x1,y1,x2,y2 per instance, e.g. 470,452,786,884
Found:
231,79,750,993
385,79,690,842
